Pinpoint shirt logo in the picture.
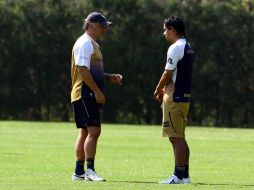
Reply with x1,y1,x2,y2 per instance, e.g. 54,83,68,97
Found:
168,58,173,65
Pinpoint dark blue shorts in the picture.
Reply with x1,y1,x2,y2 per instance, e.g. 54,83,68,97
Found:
72,98,101,128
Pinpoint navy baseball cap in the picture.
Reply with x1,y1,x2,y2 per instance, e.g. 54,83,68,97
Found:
86,12,112,26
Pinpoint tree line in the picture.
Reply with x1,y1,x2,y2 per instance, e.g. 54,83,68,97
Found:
0,0,254,127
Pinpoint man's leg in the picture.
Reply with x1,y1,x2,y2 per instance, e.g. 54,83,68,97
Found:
169,137,186,180
84,126,101,171
84,126,105,181
76,128,88,160
159,101,185,184
183,139,190,179
159,102,190,184
182,106,190,180
74,128,88,176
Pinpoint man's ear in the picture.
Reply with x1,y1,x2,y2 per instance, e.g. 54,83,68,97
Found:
89,23,95,29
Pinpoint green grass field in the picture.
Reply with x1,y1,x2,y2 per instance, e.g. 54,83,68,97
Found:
0,121,254,190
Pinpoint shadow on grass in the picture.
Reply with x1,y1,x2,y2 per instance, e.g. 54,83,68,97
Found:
0,152,24,156
109,181,254,187
193,183,254,187
109,180,157,184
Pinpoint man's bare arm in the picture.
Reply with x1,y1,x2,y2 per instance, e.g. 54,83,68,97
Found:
78,66,105,105
154,70,173,100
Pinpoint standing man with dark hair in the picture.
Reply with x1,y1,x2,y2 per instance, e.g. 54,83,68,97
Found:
154,16,194,184
71,12,123,181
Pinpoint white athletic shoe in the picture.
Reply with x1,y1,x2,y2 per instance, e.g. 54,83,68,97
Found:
158,175,183,184
72,173,86,181
85,169,105,182
183,177,191,184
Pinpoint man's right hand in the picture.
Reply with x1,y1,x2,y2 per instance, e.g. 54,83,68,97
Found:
94,89,105,105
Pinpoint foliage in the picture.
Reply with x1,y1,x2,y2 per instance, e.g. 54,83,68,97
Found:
0,0,253,127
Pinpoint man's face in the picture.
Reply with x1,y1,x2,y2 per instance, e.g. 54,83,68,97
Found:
91,23,108,39
163,24,175,43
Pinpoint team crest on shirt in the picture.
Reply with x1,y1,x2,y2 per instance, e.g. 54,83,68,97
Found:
168,58,173,64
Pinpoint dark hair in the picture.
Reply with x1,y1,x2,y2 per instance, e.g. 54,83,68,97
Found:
164,16,186,36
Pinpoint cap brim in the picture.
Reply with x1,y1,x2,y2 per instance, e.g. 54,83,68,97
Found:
106,21,113,26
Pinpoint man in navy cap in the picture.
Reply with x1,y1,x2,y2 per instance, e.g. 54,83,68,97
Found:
71,12,123,181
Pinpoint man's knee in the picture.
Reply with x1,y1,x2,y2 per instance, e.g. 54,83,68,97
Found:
169,137,184,144
80,128,88,135
88,127,101,139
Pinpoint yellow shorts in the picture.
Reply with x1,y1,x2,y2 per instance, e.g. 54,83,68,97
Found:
162,101,190,138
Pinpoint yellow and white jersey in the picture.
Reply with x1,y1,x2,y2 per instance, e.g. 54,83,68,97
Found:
71,33,104,103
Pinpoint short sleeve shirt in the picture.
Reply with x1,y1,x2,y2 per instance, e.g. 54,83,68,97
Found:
165,39,186,83
73,33,94,69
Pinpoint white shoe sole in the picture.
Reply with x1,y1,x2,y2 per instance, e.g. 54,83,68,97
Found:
85,176,106,182
183,178,191,184
72,176,85,181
